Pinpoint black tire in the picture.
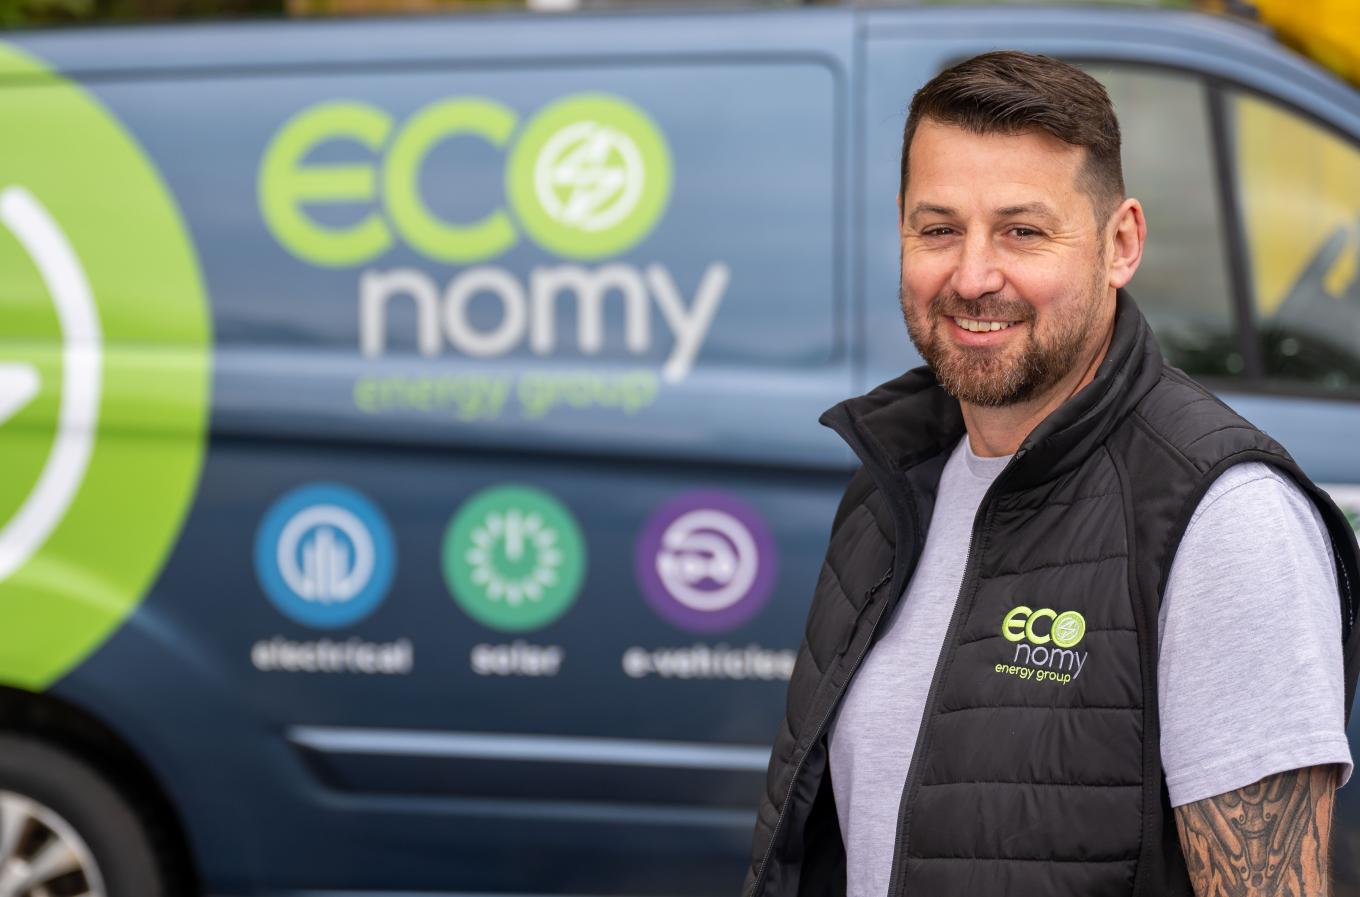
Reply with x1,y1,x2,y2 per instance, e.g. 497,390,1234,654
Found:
0,733,167,897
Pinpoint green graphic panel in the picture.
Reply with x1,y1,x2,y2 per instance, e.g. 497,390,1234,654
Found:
443,485,586,632
0,42,211,690
506,94,671,260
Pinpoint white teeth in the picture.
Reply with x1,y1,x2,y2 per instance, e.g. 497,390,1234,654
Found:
953,317,1017,333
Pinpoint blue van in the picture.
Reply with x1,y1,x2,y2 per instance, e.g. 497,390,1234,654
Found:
1,4,1359,895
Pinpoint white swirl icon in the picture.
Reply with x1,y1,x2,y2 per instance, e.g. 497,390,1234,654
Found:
655,509,759,613
277,505,375,604
534,120,645,233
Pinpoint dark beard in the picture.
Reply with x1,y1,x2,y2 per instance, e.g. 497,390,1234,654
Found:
901,282,1102,408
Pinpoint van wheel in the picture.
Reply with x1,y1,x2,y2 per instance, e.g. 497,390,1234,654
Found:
0,734,166,897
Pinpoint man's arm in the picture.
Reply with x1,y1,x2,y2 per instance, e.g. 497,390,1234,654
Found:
1174,765,1338,897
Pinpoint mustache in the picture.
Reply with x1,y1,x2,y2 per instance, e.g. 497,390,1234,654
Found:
927,291,1035,323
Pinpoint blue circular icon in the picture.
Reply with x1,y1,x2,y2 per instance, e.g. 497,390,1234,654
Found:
254,483,396,629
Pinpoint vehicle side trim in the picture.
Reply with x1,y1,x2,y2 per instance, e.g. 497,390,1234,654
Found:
288,726,771,772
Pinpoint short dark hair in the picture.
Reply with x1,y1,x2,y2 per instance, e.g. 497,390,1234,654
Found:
899,51,1124,224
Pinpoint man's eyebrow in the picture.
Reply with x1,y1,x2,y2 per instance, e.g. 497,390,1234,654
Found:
906,203,957,226
995,202,1060,222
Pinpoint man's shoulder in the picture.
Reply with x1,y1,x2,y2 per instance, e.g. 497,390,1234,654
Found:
1122,366,1287,471
1196,460,1297,504
1188,461,1322,534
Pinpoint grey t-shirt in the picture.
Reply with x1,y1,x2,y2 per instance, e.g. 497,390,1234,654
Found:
828,436,1353,897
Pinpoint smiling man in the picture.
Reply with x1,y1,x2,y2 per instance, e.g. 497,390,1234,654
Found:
744,52,1360,897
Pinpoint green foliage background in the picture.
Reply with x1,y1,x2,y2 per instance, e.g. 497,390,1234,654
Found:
0,0,280,26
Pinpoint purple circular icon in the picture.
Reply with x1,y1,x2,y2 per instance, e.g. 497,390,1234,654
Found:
635,491,778,633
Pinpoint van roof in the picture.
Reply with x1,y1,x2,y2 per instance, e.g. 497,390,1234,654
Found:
2,4,1275,77
4,1,1355,129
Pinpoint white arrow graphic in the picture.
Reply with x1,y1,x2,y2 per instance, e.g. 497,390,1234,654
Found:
0,362,40,427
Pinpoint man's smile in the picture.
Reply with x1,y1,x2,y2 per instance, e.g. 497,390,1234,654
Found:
946,315,1025,345
951,316,1021,333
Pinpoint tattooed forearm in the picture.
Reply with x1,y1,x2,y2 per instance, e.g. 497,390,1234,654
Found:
1174,765,1337,897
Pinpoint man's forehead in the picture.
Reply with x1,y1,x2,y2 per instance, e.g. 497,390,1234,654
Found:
904,121,1087,215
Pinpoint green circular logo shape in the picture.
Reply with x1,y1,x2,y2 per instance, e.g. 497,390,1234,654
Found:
0,43,210,690
443,485,586,632
506,94,671,260
1051,611,1087,649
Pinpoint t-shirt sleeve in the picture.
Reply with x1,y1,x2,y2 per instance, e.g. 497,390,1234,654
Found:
1158,462,1353,809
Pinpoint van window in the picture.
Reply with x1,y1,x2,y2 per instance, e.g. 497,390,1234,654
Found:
1229,91,1360,390
1089,65,1242,377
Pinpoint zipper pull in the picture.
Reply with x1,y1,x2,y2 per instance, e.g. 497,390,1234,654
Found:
835,566,893,657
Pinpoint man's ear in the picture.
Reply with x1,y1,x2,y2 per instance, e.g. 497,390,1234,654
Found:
1107,197,1146,290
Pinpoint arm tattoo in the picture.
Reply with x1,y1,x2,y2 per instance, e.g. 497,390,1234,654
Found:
1174,765,1336,897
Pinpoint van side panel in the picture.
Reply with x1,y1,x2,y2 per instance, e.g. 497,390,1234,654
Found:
6,13,858,894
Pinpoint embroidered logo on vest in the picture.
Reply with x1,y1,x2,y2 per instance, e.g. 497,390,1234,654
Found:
996,605,1088,685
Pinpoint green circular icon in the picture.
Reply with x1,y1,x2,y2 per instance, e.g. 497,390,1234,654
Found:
1051,611,1087,649
443,485,586,632
506,93,671,260
0,42,211,690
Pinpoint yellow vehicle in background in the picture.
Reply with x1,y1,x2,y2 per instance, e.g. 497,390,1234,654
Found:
1248,0,1360,87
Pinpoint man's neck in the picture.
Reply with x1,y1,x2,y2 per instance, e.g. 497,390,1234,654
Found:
961,320,1116,458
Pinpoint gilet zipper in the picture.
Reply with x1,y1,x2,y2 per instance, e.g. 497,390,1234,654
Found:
885,446,1027,897
748,564,894,897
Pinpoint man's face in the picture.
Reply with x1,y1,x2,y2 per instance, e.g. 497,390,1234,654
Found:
899,118,1114,408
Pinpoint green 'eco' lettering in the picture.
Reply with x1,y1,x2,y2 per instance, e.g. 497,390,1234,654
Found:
259,92,672,266
1002,605,1031,642
1002,604,1086,649
384,98,519,264
1025,607,1056,644
258,100,394,267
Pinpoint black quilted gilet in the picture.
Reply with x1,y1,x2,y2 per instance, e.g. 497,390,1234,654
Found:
743,292,1360,897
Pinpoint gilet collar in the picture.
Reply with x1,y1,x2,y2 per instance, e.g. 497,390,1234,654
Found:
821,289,1166,492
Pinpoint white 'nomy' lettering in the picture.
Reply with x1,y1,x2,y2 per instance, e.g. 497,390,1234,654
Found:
359,269,442,358
358,261,730,383
1013,642,1087,679
645,263,729,383
530,264,650,356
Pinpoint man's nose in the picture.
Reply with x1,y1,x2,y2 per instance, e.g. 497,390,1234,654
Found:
948,231,1005,300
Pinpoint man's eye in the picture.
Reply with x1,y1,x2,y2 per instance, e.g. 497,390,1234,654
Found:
1009,226,1041,238
922,227,955,237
